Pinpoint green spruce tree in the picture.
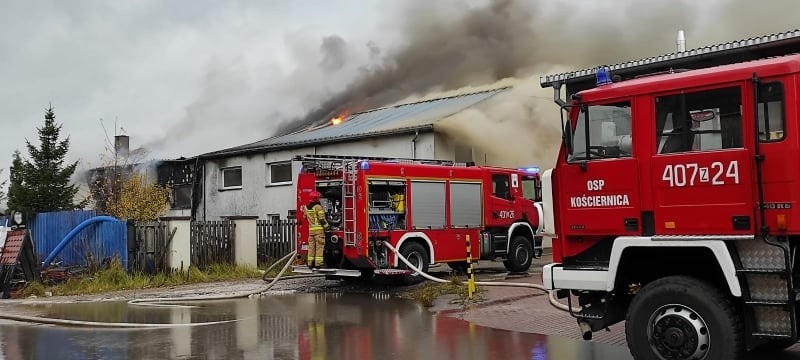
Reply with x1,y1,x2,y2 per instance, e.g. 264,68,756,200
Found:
0,169,7,208
7,106,85,213
6,151,31,213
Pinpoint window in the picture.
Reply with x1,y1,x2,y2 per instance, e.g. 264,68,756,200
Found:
656,87,742,154
521,176,540,201
758,82,785,142
267,213,280,222
267,162,292,185
221,167,242,190
171,184,192,209
492,174,511,200
569,101,632,162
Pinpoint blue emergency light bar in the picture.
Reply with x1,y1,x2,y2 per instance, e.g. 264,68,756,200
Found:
519,166,540,174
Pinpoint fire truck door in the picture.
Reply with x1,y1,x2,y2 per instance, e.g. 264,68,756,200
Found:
651,86,754,235
559,102,641,238
753,77,794,233
489,173,516,223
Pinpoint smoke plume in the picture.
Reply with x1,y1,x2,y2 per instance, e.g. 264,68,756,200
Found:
271,0,799,167
151,0,800,165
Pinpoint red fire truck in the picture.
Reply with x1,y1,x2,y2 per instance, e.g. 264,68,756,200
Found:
293,155,542,283
539,36,800,359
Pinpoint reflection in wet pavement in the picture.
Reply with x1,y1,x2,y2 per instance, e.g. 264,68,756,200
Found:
0,293,798,360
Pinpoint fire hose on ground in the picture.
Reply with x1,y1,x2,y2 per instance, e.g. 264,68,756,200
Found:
381,241,578,313
0,250,317,327
0,242,574,327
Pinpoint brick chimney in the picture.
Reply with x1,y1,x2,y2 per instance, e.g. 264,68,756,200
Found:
114,135,130,159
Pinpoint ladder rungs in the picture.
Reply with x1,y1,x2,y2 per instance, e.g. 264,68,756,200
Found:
746,300,792,306
737,269,787,274
752,333,793,338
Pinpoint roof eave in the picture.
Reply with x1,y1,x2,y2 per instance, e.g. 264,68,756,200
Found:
200,125,435,159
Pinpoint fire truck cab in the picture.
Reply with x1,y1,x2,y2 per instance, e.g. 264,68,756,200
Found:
294,155,542,284
540,45,800,358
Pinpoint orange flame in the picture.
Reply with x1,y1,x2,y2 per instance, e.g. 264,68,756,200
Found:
331,116,343,125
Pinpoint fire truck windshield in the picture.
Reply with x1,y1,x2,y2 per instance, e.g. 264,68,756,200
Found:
568,102,632,161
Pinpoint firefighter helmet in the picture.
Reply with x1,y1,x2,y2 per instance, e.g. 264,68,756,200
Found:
309,191,321,202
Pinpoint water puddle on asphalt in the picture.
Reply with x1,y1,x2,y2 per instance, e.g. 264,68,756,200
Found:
1,293,797,360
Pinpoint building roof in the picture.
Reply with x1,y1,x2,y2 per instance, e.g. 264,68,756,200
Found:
540,29,800,94
203,87,508,158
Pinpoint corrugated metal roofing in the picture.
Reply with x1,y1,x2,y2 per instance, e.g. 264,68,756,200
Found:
205,87,508,157
540,29,800,87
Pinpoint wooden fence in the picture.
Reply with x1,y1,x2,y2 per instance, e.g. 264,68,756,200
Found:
190,220,235,268
129,221,174,274
257,219,297,264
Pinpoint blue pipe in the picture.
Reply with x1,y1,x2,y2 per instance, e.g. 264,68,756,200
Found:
41,216,120,268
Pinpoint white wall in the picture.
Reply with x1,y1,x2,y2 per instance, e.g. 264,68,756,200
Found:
199,146,312,220
197,133,439,220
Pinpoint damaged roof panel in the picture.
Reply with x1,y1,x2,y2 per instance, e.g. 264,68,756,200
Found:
204,87,508,157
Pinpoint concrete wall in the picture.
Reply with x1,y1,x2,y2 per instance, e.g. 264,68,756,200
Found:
197,133,438,220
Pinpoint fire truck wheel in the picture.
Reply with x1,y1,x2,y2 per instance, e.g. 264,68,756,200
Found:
626,276,743,360
503,236,533,273
399,242,430,285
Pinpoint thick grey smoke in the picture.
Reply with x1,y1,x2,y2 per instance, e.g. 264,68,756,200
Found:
270,0,799,167
150,0,800,162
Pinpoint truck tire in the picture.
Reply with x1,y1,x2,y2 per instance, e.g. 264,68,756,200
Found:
503,235,533,273
626,276,743,360
399,242,430,285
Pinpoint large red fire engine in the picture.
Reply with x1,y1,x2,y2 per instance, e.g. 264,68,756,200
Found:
540,32,800,359
293,155,542,283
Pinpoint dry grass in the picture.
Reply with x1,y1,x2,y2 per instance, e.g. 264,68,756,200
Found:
28,259,262,297
402,277,483,307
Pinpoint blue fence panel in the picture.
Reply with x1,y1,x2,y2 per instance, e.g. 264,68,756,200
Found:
29,210,128,270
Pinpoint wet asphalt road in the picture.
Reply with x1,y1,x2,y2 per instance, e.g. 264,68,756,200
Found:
2,292,800,360
0,293,629,360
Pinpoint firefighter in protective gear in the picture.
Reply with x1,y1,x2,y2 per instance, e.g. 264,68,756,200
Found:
304,191,329,268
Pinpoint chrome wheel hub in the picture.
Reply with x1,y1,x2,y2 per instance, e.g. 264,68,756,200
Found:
648,304,710,360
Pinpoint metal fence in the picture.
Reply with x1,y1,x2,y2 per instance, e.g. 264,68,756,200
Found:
190,220,235,268
129,221,174,274
28,210,128,270
257,219,296,264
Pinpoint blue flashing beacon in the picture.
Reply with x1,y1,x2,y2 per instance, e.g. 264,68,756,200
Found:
596,66,612,86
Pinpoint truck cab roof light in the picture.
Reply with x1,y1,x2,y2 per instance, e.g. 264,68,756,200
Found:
596,67,612,86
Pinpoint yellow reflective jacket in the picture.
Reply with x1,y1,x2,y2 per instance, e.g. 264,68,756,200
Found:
305,203,329,231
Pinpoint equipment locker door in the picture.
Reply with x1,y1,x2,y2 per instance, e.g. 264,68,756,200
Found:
559,101,642,239
650,85,755,235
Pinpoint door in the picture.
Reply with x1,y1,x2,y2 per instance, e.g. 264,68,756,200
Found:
558,100,642,240
488,173,516,225
650,85,755,235
754,77,798,233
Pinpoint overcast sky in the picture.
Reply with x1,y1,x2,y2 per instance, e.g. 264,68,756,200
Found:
1,0,797,193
